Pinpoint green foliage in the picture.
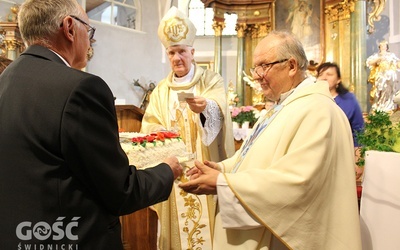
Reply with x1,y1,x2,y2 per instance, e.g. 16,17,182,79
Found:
356,111,400,166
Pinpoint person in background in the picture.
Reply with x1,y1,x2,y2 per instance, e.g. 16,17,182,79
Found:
316,62,365,181
0,56,13,74
366,40,400,113
140,6,235,250
0,0,182,249
264,99,276,111
258,99,276,118
180,31,362,250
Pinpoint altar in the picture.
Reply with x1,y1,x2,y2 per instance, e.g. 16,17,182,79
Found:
233,127,252,151
360,151,400,249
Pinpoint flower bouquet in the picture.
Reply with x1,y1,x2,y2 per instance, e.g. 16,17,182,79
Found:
131,131,181,147
231,106,258,127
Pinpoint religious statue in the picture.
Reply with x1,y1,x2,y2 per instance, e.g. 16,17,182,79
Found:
132,79,156,110
227,80,238,107
366,40,400,113
7,5,19,22
243,71,264,105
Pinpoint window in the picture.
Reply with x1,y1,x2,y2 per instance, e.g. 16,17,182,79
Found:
188,0,237,36
86,0,140,30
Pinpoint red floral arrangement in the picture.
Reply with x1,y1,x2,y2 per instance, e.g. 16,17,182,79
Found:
131,131,181,147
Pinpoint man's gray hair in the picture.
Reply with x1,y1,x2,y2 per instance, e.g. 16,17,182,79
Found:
18,0,82,46
268,31,309,71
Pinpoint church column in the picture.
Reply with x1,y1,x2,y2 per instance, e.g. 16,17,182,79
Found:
0,22,24,60
212,21,225,74
235,23,246,106
4,40,18,60
350,0,368,112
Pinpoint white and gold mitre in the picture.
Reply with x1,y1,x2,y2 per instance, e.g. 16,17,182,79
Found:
158,6,196,48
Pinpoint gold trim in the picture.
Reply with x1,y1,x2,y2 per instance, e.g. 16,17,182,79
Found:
325,0,355,22
367,0,386,34
212,21,225,37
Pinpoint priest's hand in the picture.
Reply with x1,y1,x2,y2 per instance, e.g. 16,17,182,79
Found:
186,96,206,113
179,160,219,195
186,160,221,180
163,156,183,180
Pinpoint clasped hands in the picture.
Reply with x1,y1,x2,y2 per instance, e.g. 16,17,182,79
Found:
178,160,220,195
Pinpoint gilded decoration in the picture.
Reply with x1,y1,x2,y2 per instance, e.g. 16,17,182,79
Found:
179,174,207,249
247,23,270,39
367,0,386,34
235,23,247,38
212,21,225,37
163,17,189,43
0,5,25,59
254,23,270,38
325,0,355,22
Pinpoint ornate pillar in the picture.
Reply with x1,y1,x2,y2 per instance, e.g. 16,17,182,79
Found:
242,22,270,106
235,23,246,106
1,6,25,60
324,1,352,88
201,0,273,106
0,22,25,60
212,20,225,74
350,0,368,112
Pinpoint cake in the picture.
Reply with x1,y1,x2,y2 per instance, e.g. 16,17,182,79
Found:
119,131,191,169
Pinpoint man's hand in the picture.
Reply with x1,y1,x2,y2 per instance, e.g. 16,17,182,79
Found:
163,156,183,180
186,96,207,113
179,160,219,195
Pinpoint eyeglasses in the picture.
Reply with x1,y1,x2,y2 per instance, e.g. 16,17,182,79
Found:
70,15,96,40
250,59,289,78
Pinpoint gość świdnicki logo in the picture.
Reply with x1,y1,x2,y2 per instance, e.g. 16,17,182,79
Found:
16,217,80,249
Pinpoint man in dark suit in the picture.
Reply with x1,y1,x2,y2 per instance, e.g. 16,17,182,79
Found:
0,0,182,249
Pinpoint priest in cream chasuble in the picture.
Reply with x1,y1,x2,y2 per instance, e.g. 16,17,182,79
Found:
180,31,362,250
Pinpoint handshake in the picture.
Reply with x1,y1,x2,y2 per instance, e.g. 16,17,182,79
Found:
164,158,221,195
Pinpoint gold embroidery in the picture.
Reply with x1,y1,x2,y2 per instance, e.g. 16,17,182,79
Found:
164,17,189,43
180,188,206,250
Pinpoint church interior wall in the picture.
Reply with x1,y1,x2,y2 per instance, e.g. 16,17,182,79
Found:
193,35,238,90
1,0,400,108
85,0,171,106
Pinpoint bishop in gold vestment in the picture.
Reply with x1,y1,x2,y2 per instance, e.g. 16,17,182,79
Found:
141,7,234,250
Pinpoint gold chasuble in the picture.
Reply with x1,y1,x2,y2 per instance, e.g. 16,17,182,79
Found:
215,80,362,250
141,64,234,250
173,107,197,155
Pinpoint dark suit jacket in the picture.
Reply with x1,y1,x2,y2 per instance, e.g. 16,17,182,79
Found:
0,45,174,249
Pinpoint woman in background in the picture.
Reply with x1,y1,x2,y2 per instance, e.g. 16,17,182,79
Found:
317,62,365,180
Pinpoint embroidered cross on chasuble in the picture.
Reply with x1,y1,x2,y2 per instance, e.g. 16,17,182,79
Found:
171,106,198,154
232,104,283,173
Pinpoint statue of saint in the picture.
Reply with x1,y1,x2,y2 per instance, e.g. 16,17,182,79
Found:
366,40,400,113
